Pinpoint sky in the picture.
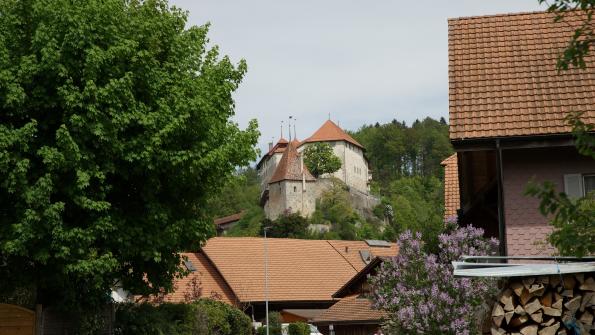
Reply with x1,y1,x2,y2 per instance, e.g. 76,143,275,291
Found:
169,0,546,155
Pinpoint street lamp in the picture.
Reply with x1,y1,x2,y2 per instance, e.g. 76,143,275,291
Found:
264,226,270,335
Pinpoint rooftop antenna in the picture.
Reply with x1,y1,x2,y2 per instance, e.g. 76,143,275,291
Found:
293,118,297,140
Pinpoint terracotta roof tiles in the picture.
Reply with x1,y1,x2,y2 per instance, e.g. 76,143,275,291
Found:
256,138,288,168
163,252,239,306
312,294,385,324
200,237,398,303
301,120,363,148
269,140,316,184
441,154,460,219
448,11,595,140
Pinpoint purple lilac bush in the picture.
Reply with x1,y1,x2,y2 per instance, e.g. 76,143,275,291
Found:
371,221,499,335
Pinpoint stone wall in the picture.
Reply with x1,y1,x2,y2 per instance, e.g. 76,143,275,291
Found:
266,180,323,220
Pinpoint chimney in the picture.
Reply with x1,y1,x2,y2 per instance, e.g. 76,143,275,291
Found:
268,142,273,151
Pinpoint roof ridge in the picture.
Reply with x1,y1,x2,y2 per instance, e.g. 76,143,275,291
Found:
448,9,551,22
326,240,359,273
302,120,364,148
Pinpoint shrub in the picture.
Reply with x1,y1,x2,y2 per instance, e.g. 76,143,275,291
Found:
114,299,251,335
268,312,282,335
372,225,499,335
288,322,310,335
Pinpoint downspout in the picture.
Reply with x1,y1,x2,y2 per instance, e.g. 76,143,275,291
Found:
496,139,507,257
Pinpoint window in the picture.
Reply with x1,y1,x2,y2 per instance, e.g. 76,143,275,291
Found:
584,175,595,195
564,173,595,198
293,186,297,192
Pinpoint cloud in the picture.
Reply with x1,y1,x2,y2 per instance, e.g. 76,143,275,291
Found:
169,0,546,155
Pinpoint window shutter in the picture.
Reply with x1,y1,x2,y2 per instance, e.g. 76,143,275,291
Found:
563,174,583,198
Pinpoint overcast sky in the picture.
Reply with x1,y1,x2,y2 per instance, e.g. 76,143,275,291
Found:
169,0,545,155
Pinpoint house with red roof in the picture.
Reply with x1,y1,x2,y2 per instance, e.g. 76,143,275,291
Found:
445,11,595,256
162,237,398,323
257,120,377,220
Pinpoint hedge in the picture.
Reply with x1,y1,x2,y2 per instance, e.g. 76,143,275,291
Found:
114,299,251,335
288,322,310,335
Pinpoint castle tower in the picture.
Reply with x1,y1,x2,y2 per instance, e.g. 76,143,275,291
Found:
265,140,316,219
299,120,370,194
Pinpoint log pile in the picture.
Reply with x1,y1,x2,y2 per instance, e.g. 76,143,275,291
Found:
491,273,595,335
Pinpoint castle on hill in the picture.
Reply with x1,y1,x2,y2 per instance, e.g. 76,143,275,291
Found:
257,120,378,220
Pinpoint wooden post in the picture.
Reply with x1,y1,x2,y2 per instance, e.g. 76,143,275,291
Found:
35,304,43,335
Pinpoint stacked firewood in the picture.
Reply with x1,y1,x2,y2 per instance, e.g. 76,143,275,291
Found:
491,273,595,335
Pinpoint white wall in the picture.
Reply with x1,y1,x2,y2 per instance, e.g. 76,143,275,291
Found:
299,141,370,194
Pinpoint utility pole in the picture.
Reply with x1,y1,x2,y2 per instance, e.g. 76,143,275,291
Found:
264,227,270,335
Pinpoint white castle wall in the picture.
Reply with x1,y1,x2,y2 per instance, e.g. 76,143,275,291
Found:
299,141,370,194
259,152,283,192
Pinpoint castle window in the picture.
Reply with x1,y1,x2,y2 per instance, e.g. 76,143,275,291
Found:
294,186,297,192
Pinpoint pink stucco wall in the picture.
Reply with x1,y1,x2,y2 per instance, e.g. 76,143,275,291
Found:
502,147,595,256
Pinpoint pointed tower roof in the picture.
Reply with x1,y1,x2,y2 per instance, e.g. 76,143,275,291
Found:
301,120,363,148
256,137,289,168
269,140,315,184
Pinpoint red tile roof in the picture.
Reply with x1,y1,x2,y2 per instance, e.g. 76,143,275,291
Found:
269,140,316,184
162,252,239,306
441,154,460,219
256,138,289,168
448,11,595,140
214,211,245,226
301,120,363,148
312,294,385,324
200,237,398,303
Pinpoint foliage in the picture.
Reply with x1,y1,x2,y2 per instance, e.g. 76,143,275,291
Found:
381,176,445,251
525,112,595,257
115,300,252,335
310,180,359,239
372,224,499,335
302,142,342,178
539,0,594,69
0,0,259,311
262,213,310,239
226,117,450,245
352,117,453,188
205,167,262,219
308,179,383,240
566,111,595,158
226,206,265,237
256,326,267,335
525,180,595,257
288,322,310,335
268,311,283,335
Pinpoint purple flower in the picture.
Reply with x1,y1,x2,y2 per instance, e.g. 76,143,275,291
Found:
371,220,498,335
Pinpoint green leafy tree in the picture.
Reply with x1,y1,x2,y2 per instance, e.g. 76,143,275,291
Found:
303,142,342,178
381,176,444,252
539,0,594,69
205,167,261,219
309,179,382,240
526,181,595,257
263,213,309,239
0,0,259,312
287,322,310,335
226,206,265,237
